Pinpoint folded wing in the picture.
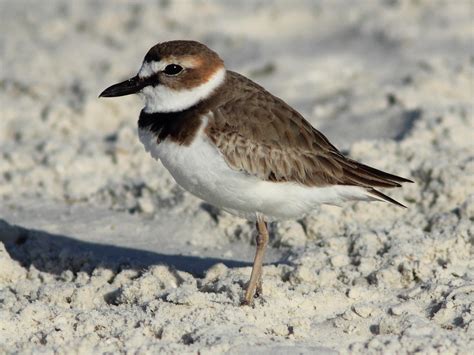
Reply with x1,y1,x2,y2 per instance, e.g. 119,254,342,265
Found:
205,71,412,206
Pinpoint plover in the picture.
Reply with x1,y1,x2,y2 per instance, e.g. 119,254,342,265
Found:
100,40,412,305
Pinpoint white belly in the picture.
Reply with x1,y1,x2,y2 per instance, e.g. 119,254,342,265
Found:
138,117,372,221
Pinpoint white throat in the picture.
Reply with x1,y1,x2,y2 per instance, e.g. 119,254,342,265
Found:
139,67,226,113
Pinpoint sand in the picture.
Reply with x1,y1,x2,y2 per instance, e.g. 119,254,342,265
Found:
0,0,473,353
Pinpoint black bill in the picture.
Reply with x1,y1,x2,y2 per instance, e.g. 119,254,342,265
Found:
99,75,145,98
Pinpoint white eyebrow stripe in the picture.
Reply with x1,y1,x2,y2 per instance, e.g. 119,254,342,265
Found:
138,61,167,78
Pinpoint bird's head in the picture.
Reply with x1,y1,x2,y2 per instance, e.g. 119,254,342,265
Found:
100,40,225,113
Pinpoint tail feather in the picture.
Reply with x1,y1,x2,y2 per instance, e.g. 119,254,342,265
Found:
367,188,407,208
331,151,414,188
343,169,401,188
337,158,413,188
331,152,413,208
355,161,414,184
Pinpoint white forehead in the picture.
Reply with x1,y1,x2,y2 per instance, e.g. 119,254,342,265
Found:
138,61,166,78
138,57,200,79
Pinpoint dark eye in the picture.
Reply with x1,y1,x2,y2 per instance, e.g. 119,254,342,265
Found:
163,64,183,75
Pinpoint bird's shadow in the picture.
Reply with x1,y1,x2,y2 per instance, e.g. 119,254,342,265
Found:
0,218,256,277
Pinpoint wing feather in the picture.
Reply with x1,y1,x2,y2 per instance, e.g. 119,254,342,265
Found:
205,71,412,200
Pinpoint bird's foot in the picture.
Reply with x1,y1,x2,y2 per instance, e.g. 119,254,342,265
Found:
241,280,263,306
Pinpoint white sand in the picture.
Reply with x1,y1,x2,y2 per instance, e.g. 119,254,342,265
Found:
1,0,473,353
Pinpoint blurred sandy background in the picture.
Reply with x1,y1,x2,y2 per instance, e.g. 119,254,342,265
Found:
1,1,473,353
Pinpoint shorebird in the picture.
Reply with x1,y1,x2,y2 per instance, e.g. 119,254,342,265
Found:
100,40,412,305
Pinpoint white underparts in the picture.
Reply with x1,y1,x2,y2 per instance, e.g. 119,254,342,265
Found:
138,66,226,113
138,114,377,221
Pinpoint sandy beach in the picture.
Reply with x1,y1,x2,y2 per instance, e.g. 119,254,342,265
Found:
1,0,473,353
